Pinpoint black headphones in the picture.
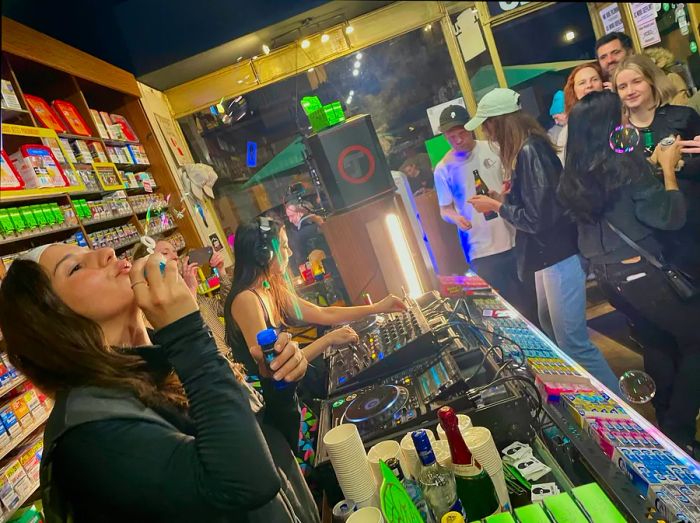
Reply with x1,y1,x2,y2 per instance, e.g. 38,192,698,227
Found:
254,216,274,267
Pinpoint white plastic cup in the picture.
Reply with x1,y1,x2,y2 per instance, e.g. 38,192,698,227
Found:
347,507,384,523
368,440,401,486
436,414,473,440
399,429,437,479
325,424,376,500
488,468,510,510
433,440,453,469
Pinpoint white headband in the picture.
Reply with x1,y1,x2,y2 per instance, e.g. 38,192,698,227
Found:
17,244,52,264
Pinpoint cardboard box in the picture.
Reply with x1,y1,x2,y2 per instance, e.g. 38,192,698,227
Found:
0,405,20,438
3,460,32,498
0,474,19,512
10,397,33,428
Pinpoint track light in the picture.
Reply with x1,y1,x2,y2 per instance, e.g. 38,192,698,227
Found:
262,44,271,55
352,69,359,77
321,33,330,43
345,25,354,34
301,39,311,49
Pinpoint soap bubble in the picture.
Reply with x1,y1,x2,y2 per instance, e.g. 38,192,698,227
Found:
618,370,656,404
609,125,640,153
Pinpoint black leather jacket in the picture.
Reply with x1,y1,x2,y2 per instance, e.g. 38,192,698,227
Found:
499,135,579,279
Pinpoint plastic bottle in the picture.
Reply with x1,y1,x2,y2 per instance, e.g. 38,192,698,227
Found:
256,328,288,390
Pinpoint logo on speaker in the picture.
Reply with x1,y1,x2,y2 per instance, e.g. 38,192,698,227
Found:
337,144,376,184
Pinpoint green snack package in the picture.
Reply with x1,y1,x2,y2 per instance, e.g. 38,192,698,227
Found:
8,208,26,231
485,512,515,523
514,504,550,523
51,203,64,224
544,493,588,523
20,207,37,229
0,209,14,236
32,206,47,228
571,483,626,523
41,204,56,226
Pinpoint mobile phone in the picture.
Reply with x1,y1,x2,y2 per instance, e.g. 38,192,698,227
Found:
187,247,213,267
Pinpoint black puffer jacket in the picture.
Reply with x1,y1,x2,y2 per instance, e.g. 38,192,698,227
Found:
499,135,579,279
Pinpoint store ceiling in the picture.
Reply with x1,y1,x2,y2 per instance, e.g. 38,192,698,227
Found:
1,0,391,90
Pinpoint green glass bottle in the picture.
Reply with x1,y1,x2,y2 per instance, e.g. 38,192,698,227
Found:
438,407,500,520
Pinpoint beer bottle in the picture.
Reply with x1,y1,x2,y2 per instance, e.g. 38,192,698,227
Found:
473,170,497,221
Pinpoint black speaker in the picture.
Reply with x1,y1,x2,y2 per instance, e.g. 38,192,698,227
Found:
306,114,394,212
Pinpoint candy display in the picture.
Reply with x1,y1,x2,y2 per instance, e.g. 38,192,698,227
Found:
0,203,71,240
9,145,69,188
87,223,139,250
128,193,167,214
51,100,92,136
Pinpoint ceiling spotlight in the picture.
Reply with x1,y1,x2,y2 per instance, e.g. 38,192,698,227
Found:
345,25,354,34
354,60,361,69
352,69,359,77
349,90,355,96
262,44,271,55
236,56,243,62
356,52,363,60
564,30,576,42
301,39,311,49
424,23,432,31
346,97,352,104
237,80,243,84
321,33,330,43
252,55,258,60
307,67,315,73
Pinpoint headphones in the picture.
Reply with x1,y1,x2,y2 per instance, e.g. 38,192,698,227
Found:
254,216,275,267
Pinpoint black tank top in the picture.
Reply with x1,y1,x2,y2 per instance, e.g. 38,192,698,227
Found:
224,289,279,377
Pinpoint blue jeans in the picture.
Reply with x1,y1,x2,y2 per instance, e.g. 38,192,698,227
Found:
535,254,620,393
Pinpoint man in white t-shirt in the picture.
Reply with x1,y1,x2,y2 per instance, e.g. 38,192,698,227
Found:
434,105,537,323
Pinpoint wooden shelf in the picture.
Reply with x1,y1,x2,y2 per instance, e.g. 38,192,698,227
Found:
111,238,140,251
103,138,140,146
134,205,168,216
0,191,73,205
0,225,79,246
1,480,40,523
0,408,50,462
57,132,101,142
0,376,27,400
82,213,133,227
115,163,150,171
0,106,30,122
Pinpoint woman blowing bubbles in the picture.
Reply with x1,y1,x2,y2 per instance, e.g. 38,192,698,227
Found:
0,245,319,522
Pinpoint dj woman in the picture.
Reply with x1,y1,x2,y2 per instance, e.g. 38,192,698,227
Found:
225,218,406,474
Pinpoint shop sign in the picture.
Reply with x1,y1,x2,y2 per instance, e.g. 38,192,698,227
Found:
631,3,657,26
631,3,661,48
486,1,530,17
599,4,624,35
637,20,662,47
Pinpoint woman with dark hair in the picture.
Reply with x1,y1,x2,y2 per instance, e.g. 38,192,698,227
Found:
225,218,406,471
466,88,620,393
0,245,318,521
558,90,699,454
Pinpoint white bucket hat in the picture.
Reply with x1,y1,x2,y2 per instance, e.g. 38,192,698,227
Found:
180,163,218,201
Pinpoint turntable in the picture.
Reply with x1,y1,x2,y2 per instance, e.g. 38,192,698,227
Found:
343,384,410,431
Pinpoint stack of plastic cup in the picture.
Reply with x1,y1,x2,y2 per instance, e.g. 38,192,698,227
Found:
324,424,377,506
399,429,436,479
367,440,401,487
436,414,473,441
432,440,453,469
462,427,510,509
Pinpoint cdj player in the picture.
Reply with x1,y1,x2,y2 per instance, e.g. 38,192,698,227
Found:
326,297,438,395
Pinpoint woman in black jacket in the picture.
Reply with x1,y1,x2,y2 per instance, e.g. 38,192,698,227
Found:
466,88,620,394
0,244,319,522
559,90,699,455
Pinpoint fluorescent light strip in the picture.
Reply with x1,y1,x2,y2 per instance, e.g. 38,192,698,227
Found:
385,213,422,298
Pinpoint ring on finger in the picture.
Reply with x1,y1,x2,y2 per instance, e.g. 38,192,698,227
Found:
131,280,147,288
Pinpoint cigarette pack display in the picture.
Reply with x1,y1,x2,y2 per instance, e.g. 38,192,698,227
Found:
23,94,66,132
59,138,77,163
10,145,70,188
0,150,24,191
41,137,66,164
18,439,41,484
0,406,19,438
87,141,108,162
0,423,10,450
0,474,19,512
99,111,114,135
110,113,138,141
70,140,93,164
108,124,125,141
3,460,32,499
52,100,92,136
89,109,110,139
127,144,149,165
10,398,32,428
0,80,22,110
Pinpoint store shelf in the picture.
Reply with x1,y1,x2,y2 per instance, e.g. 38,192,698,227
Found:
103,138,141,146
0,191,72,204
1,480,40,523
0,107,31,122
0,225,79,246
0,376,27,400
111,238,140,251
148,225,178,237
0,408,50,462
82,213,133,227
57,132,102,142
125,185,158,194
116,163,150,171
134,205,168,216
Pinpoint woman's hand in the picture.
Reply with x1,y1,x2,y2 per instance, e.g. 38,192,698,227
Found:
678,135,700,154
655,136,682,173
130,254,198,330
180,255,199,297
468,194,502,214
250,331,308,383
374,294,408,314
325,326,359,348
209,251,225,272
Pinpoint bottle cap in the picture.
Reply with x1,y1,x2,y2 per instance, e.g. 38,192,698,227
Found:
411,430,436,465
438,406,459,431
256,328,278,347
